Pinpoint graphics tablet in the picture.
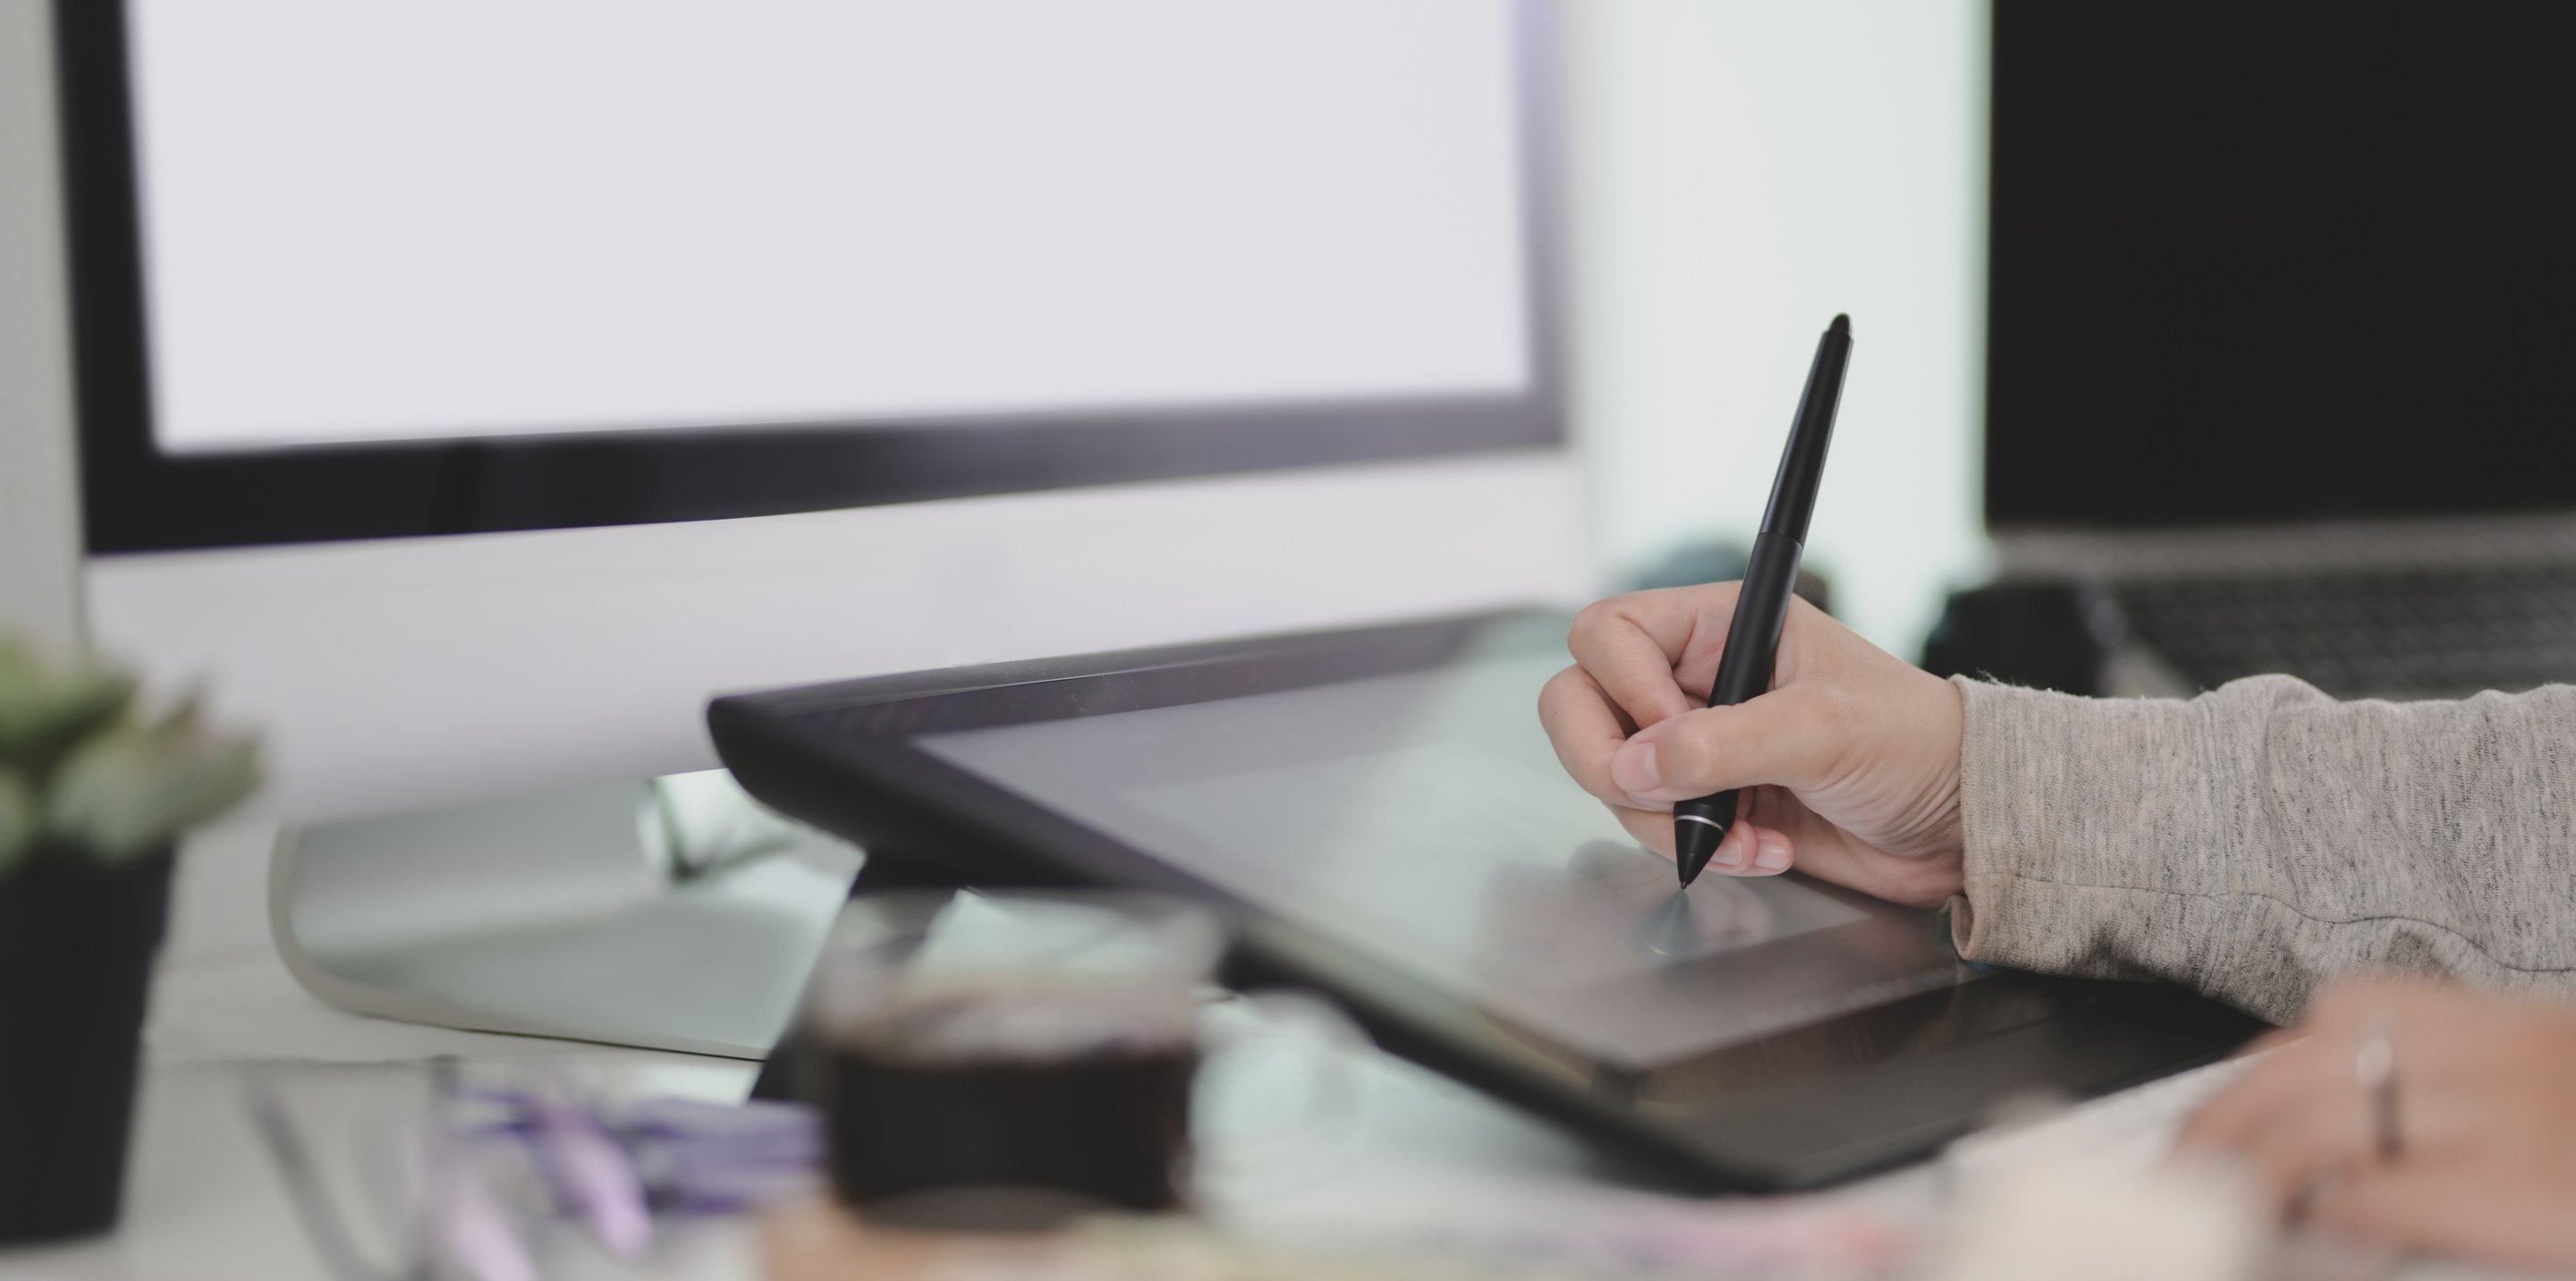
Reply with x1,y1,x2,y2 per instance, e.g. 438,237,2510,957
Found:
708,609,2265,1189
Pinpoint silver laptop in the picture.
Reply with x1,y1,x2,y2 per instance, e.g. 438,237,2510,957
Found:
1982,2,2576,700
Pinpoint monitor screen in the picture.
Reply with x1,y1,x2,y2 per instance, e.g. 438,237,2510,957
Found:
1985,2,2576,529
124,1,1527,453
58,0,1560,552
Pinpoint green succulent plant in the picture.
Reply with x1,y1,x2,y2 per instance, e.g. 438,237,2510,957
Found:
0,636,260,880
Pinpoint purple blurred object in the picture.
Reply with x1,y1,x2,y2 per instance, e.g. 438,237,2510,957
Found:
468,1087,821,1231
514,1091,654,1258
253,1065,820,1281
624,1097,824,1213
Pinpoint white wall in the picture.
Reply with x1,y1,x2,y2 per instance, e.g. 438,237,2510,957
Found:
1566,0,1991,656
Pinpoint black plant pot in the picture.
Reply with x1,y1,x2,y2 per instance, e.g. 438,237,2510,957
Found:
0,847,174,1244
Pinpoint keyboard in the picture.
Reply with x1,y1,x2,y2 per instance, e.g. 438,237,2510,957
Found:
2112,562,2576,700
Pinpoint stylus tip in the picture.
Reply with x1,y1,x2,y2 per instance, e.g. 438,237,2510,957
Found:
1829,313,1851,337
1674,819,1724,887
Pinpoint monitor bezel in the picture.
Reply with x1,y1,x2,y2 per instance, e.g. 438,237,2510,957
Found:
53,0,1566,555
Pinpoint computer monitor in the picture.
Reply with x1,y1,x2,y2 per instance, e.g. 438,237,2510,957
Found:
1985,1,2576,532
30,0,1582,824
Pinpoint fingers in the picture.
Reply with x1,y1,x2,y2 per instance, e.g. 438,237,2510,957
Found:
2177,1034,2386,1207
1549,586,1873,889
1610,801,1793,877
2180,995,2385,1160
1611,803,1671,853
2236,1089,2371,1210
2174,979,2576,1269
1540,665,1639,809
2175,1045,2378,1213
1607,687,1845,806
1564,588,1740,731
1740,820,1795,874
2177,1015,2460,1213
2182,976,2479,1162
2228,1027,2308,1062
1550,653,1802,878
1707,818,1792,876
2301,976,2453,1036
2310,1158,2576,1272
2176,1038,2321,1154
1729,791,1797,874
1554,584,1844,812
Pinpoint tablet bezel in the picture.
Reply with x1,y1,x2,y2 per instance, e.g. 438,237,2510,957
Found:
708,608,2267,1189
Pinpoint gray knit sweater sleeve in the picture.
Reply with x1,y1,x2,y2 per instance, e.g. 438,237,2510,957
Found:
1949,674,2576,1022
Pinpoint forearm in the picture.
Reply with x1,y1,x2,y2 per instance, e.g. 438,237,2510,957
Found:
1949,674,2576,1022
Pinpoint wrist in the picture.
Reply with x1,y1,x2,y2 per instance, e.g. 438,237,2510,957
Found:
1928,672,1968,860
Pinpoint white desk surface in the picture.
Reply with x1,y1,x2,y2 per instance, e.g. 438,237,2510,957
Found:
0,827,2524,1281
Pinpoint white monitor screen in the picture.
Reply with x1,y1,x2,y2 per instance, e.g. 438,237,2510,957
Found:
124,1,1530,453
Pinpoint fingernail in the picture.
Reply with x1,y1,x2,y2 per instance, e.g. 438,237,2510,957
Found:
1754,837,1792,872
1611,741,1663,800
1715,829,1751,871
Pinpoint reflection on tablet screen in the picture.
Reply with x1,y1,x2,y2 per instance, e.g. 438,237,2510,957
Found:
922,653,1970,1067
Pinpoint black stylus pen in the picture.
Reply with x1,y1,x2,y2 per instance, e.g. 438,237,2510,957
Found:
1674,313,1852,887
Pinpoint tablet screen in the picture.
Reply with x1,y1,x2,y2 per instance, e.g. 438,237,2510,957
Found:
920,640,1977,1067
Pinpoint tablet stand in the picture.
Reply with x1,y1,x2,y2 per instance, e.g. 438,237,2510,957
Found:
270,774,865,1058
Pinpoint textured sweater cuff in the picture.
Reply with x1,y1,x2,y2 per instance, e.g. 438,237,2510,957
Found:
1946,677,2251,995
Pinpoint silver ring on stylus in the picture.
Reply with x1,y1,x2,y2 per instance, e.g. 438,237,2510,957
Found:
2354,1021,2402,1162
1675,814,1725,829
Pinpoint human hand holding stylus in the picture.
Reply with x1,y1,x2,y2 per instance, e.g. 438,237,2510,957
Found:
1538,583,1967,908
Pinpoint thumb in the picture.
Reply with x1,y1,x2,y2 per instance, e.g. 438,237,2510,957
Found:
1610,688,1842,805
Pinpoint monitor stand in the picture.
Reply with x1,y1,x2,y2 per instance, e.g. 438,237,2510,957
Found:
269,772,864,1058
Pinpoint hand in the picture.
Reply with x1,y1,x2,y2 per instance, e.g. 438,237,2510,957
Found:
2176,978,2576,1270
1536,584,1966,907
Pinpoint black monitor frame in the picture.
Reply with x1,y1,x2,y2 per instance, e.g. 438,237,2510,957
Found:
53,0,1566,555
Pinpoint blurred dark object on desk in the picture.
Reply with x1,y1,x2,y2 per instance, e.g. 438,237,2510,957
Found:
1921,581,2129,697
1633,539,1832,618
0,851,172,1244
1,635,259,1243
799,894,1217,1232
